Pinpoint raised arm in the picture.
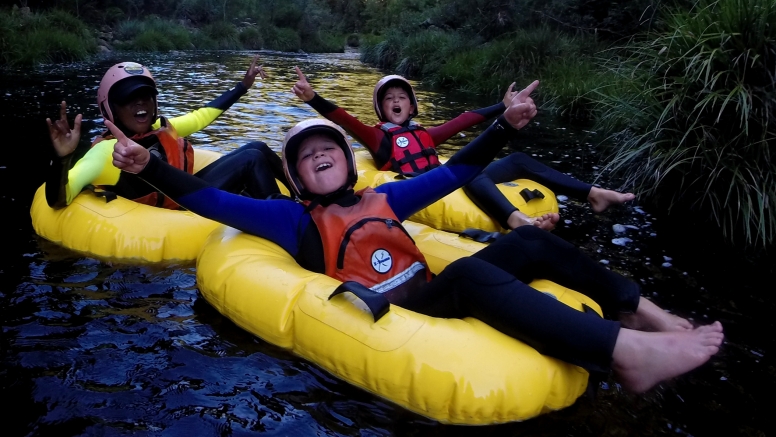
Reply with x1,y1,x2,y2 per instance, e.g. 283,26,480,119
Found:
108,120,306,254
166,55,266,137
380,81,539,220
292,66,385,153
45,101,83,208
426,82,518,145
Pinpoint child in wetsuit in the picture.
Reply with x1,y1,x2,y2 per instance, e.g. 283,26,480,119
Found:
109,80,722,393
45,55,286,209
292,68,635,231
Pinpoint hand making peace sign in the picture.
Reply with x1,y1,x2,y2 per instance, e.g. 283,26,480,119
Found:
241,54,267,89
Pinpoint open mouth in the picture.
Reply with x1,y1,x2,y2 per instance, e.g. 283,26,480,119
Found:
134,110,149,122
316,162,332,172
392,107,402,114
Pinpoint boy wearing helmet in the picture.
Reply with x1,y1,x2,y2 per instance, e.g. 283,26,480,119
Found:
292,68,635,231
45,56,285,210
108,81,722,395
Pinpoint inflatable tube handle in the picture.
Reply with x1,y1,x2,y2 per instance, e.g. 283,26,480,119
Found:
459,228,502,243
519,188,545,202
329,281,390,322
86,185,118,203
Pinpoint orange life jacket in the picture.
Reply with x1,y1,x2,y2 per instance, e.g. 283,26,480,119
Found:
307,188,431,305
92,116,194,209
377,122,441,175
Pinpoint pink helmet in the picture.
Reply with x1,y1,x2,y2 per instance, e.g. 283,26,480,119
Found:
97,62,158,124
282,119,357,200
373,75,418,122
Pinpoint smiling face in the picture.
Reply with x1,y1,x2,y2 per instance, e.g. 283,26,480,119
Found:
114,89,156,135
380,86,415,125
295,134,349,196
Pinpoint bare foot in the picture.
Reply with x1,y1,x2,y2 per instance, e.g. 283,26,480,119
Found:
612,322,724,393
507,210,559,231
588,186,635,213
620,297,694,332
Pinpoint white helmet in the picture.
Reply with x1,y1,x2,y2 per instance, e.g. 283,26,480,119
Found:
373,75,418,122
282,119,357,200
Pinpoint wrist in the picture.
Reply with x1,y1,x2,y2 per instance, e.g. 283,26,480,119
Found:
493,116,517,132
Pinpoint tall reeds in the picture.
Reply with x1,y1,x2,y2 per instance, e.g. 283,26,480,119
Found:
598,0,776,245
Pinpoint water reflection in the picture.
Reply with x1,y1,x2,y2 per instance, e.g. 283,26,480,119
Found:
1,51,771,436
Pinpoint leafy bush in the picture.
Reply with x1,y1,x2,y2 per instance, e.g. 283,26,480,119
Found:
239,26,263,49
262,26,301,52
203,21,240,49
598,0,776,246
301,32,345,53
0,9,96,66
115,18,191,51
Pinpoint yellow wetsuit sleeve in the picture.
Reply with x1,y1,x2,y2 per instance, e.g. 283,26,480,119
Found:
164,81,249,137
64,139,119,204
164,107,225,137
61,81,248,205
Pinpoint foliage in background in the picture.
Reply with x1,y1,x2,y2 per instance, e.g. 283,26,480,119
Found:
0,8,97,66
597,0,776,245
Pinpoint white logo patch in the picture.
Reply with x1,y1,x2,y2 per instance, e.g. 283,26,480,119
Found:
371,249,392,273
395,136,410,148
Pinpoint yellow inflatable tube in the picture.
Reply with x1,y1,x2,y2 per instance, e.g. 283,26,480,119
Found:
30,149,223,262
197,221,602,424
353,150,560,234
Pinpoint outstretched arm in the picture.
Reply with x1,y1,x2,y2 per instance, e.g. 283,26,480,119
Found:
292,66,385,153
108,120,305,254
44,101,82,208
166,55,266,137
426,82,518,145
380,81,539,220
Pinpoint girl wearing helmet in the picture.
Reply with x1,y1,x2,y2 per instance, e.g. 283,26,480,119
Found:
292,68,635,231
45,56,286,210
108,82,722,395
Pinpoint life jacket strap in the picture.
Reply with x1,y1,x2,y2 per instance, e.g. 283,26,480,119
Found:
329,281,390,322
519,188,546,202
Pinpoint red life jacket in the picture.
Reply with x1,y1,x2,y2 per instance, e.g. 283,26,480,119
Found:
92,116,194,209
307,188,432,305
377,122,441,175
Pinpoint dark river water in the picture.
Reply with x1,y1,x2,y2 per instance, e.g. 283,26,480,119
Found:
0,51,772,436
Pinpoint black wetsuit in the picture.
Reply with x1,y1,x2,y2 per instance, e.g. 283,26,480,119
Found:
133,117,640,373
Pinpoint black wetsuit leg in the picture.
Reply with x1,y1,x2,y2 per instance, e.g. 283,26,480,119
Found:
195,141,290,199
401,226,640,372
403,256,620,372
462,152,593,228
471,226,641,315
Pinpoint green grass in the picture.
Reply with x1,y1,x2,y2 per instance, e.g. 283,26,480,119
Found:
597,0,776,246
0,9,97,66
115,18,191,51
361,25,603,115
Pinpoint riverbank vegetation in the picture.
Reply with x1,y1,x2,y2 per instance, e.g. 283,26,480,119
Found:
0,0,353,65
0,7,97,65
